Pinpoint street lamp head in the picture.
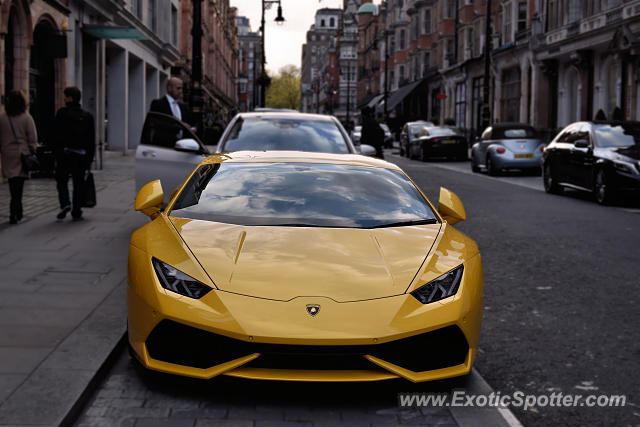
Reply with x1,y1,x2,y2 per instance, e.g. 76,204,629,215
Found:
275,6,285,25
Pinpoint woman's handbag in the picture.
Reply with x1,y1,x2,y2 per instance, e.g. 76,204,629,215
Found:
9,117,40,172
20,152,40,172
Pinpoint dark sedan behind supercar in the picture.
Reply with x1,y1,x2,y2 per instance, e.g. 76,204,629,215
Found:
400,121,434,158
408,126,467,161
471,123,545,175
542,121,640,204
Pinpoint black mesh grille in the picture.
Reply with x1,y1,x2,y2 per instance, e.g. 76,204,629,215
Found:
146,320,468,372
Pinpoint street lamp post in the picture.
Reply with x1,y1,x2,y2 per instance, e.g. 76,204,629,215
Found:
260,0,284,107
383,2,390,123
481,0,493,130
191,0,204,138
346,65,351,130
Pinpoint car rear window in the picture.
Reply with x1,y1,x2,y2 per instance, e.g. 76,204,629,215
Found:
170,163,438,228
495,128,536,138
423,127,460,137
220,117,350,153
594,124,640,148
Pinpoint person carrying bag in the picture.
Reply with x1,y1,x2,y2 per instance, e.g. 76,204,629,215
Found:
0,90,38,224
51,86,95,221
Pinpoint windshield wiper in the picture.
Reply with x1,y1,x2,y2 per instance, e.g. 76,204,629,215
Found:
370,219,438,228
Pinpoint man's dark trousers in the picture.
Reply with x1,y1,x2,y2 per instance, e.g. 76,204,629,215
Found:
56,151,85,219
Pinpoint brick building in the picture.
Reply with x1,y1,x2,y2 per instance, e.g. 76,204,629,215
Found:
357,0,640,139
177,0,238,128
237,16,262,112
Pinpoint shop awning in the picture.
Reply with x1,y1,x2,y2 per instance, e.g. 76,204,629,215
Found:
385,79,423,111
367,94,384,108
83,26,147,40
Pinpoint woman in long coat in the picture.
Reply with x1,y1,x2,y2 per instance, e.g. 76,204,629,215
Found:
0,91,38,224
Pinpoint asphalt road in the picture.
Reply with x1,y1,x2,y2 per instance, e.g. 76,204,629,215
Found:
387,151,640,426
74,149,639,427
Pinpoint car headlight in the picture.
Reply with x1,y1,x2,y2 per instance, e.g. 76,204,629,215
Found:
613,161,638,175
152,257,212,299
410,265,464,304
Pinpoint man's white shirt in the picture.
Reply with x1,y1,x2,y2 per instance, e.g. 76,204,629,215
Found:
165,94,182,121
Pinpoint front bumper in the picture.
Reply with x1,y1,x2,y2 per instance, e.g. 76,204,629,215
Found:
128,247,483,382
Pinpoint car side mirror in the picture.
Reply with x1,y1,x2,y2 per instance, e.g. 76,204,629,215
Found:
438,187,466,225
359,144,377,157
574,139,589,149
135,180,164,219
175,138,201,153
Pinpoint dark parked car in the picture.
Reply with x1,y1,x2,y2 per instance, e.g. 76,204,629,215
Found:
408,126,467,161
471,122,545,175
399,121,434,157
542,121,640,204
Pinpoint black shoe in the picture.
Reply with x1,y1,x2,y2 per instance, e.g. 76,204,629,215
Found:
72,215,84,222
9,217,19,225
57,205,71,220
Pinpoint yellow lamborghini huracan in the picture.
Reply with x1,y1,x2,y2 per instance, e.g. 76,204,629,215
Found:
128,151,483,382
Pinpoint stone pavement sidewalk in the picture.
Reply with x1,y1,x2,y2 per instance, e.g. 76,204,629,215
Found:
0,150,146,426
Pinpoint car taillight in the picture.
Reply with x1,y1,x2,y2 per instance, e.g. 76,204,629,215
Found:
540,146,545,152
432,138,440,143
496,147,506,154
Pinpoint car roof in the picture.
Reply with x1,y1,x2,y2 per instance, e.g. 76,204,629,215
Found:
201,150,400,170
489,122,533,129
236,112,336,122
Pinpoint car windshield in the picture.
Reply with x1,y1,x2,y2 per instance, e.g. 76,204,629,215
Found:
170,163,438,228
221,117,350,153
594,124,640,148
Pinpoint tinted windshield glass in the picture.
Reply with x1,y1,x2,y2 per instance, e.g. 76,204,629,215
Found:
594,124,640,148
221,117,350,153
171,163,438,228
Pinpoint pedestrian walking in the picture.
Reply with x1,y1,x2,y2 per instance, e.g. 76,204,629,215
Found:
0,90,38,224
360,107,385,159
150,77,191,124
52,86,95,221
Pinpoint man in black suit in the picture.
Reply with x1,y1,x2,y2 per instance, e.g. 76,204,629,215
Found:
150,77,191,124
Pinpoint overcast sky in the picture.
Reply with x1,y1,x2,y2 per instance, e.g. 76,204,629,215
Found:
230,0,346,74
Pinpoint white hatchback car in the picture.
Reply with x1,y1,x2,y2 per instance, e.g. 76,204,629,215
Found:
135,112,374,203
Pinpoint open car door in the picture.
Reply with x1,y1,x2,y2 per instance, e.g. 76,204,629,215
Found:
135,112,209,204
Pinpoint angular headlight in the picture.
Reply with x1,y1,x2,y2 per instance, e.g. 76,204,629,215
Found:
152,257,212,299
410,265,464,304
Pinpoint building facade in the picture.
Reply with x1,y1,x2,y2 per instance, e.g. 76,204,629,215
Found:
301,8,343,115
237,16,262,112
356,0,640,139
1,0,181,161
177,0,238,131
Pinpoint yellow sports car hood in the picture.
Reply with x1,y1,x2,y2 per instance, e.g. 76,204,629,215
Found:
170,218,441,302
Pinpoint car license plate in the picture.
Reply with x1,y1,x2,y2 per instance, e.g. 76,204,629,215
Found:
514,153,534,159
443,139,456,144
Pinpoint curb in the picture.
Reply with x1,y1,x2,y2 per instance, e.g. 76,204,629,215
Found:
59,332,127,427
